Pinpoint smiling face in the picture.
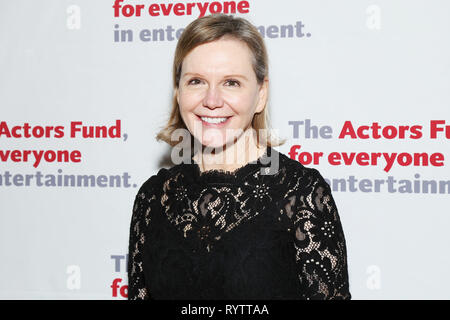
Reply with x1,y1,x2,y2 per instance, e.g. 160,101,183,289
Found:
176,37,268,149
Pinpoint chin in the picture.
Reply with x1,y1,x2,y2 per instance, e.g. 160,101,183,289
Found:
199,140,227,150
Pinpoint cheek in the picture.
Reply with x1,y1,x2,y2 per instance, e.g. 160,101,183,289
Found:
227,92,257,115
178,93,197,111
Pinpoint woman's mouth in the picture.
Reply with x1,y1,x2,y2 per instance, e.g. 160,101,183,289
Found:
196,115,232,127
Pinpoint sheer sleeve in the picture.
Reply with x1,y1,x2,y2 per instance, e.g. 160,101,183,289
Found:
127,174,162,300
288,168,351,300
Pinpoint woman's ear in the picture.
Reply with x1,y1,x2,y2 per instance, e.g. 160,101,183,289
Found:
255,77,269,114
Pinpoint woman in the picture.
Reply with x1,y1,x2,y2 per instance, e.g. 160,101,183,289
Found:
128,13,351,300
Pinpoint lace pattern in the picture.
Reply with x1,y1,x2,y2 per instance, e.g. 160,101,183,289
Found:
128,174,163,300
281,168,351,299
128,147,351,300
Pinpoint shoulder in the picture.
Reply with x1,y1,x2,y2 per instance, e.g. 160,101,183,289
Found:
136,167,171,197
276,149,331,192
135,162,189,196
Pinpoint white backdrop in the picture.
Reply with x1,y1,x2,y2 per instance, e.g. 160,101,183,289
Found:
1,0,449,299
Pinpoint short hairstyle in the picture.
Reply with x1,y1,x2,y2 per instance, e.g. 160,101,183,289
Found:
156,13,286,149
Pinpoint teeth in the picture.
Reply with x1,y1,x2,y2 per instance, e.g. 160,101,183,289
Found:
200,116,229,124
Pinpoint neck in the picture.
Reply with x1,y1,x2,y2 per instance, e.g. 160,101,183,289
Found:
193,128,266,173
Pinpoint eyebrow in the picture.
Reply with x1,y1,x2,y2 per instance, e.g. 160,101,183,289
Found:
182,72,248,81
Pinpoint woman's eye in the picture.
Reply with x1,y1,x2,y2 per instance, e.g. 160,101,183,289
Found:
188,78,201,85
225,79,240,87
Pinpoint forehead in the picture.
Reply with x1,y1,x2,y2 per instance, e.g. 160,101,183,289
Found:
182,38,254,75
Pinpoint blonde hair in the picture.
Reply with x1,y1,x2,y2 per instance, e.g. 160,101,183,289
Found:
156,13,286,149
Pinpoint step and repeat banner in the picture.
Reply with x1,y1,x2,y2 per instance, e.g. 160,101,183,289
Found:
0,0,449,299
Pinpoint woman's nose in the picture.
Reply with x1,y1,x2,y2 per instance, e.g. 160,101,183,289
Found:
202,85,224,109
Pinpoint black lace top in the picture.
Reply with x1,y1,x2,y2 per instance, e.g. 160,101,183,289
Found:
128,146,351,300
